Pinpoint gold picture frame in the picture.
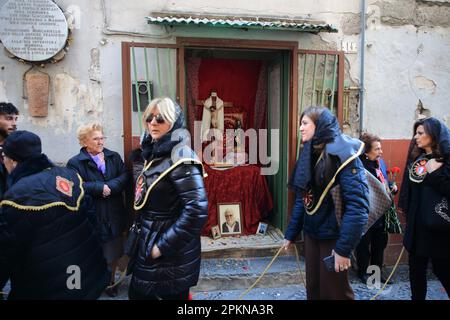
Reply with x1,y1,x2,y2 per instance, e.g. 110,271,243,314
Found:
218,202,243,236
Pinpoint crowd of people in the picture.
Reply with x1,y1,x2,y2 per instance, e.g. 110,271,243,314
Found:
0,100,449,300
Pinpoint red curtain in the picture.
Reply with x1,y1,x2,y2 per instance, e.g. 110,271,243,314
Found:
198,58,262,129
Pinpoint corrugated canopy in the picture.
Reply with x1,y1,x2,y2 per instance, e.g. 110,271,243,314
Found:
146,12,338,34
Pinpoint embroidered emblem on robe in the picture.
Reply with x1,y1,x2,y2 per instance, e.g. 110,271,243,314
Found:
303,189,315,210
134,175,146,205
56,176,74,197
409,158,428,183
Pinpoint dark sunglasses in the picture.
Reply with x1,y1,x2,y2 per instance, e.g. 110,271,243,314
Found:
146,114,165,124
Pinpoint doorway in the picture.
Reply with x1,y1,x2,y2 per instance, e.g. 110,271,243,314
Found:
121,38,298,233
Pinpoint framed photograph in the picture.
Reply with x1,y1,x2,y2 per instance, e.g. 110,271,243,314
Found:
256,222,268,235
224,112,244,130
218,203,243,236
211,225,221,240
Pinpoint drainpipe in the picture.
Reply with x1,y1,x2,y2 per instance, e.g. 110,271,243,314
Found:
359,0,366,133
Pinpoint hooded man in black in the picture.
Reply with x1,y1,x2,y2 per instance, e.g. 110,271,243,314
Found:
0,130,109,299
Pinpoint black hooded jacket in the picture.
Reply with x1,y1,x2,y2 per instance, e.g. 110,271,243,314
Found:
129,105,208,296
0,154,108,299
399,118,450,259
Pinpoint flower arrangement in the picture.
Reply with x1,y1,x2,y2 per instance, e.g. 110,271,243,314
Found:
387,166,401,182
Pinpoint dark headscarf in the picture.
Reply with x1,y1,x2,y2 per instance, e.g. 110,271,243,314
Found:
288,108,340,194
398,117,450,211
141,102,187,161
426,117,450,157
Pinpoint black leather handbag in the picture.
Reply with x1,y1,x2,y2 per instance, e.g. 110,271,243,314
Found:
124,221,141,257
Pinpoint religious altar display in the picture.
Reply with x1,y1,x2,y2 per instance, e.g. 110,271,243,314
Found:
201,164,273,236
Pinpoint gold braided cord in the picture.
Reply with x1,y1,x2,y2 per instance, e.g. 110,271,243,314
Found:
106,268,128,290
305,141,364,215
238,245,307,300
370,246,405,300
238,247,284,300
134,158,204,210
0,174,85,212
293,244,307,288
238,244,404,301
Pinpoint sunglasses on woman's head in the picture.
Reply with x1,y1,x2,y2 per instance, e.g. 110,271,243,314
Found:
146,114,165,124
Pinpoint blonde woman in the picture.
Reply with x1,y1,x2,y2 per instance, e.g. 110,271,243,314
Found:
128,97,208,300
67,122,129,297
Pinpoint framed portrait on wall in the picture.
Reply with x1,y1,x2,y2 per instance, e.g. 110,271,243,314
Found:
218,202,242,236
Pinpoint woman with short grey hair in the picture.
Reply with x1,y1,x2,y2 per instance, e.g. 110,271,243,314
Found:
67,122,129,297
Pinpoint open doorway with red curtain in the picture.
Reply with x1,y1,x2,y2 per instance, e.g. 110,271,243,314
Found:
183,47,289,240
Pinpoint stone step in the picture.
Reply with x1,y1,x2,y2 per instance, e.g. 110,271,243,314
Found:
193,255,306,292
200,225,302,259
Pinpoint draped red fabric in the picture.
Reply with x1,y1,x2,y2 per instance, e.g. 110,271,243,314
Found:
198,58,262,129
201,164,273,236
186,57,201,136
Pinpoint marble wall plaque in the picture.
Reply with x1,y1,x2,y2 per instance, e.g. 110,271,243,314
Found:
0,0,68,62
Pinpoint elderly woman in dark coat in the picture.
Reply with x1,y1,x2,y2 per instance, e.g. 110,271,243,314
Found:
283,106,369,300
128,97,208,300
355,132,398,285
399,117,450,300
67,122,129,296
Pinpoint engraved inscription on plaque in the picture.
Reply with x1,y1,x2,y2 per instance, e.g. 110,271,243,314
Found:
0,0,68,62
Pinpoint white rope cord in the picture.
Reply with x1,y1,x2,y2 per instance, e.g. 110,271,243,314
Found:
238,244,404,300
239,245,306,300
106,268,128,290
370,247,405,300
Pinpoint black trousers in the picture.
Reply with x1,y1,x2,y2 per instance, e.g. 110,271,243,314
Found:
128,286,190,300
355,226,388,276
408,254,450,300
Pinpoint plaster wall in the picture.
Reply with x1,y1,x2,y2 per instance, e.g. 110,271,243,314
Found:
0,0,448,163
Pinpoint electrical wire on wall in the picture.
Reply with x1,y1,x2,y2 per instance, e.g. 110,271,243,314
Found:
100,0,174,39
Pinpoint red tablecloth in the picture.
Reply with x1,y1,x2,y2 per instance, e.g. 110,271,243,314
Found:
201,164,273,236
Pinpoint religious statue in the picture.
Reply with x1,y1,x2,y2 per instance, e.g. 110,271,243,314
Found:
201,91,224,142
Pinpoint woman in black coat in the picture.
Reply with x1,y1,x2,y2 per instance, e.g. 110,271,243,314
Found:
67,123,129,296
399,117,450,300
356,132,398,285
128,97,208,300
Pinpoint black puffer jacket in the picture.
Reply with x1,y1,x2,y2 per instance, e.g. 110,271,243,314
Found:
0,155,109,299
67,148,129,243
129,105,208,296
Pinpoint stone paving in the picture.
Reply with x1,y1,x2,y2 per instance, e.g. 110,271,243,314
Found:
1,262,448,300
191,264,449,300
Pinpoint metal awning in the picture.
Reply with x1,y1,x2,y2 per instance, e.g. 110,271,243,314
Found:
146,12,338,34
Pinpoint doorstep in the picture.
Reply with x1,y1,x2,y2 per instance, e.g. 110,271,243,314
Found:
201,225,293,259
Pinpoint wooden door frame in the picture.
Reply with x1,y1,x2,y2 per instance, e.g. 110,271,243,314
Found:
121,42,179,167
121,39,298,164
122,38,298,223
